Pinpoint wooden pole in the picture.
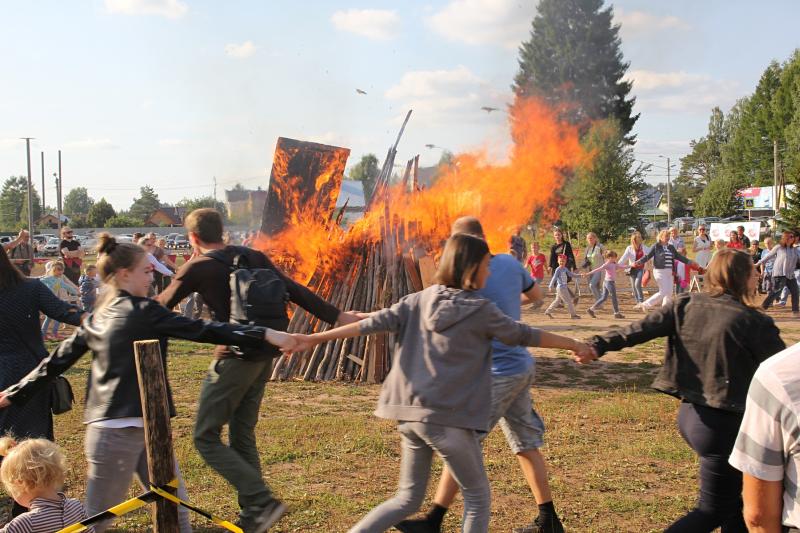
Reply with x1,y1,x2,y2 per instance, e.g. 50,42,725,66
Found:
133,340,180,532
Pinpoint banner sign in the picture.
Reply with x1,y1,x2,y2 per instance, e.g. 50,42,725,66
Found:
738,187,773,209
709,222,759,242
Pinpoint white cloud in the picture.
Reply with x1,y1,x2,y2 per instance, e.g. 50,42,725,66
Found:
615,9,690,37
426,0,535,49
626,70,707,91
105,0,188,19
385,66,507,127
626,69,741,113
64,139,119,150
0,138,22,151
158,139,185,147
224,41,257,59
331,9,400,41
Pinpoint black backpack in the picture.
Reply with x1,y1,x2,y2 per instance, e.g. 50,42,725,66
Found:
207,247,290,358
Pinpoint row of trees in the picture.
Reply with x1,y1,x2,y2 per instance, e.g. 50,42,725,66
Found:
0,181,225,231
673,50,800,218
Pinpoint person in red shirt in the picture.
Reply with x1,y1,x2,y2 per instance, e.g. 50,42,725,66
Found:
728,232,744,249
525,242,547,284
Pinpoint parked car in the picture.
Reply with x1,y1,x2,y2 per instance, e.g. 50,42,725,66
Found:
42,237,61,256
116,234,133,243
672,217,695,232
644,221,669,236
721,215,747,222
693,217,721,230
171,236,191,249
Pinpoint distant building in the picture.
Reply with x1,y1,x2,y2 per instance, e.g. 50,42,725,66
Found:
637,186,667,219
336,180,366,226
35,213,70,229
146,206,187,227
225,187,268,227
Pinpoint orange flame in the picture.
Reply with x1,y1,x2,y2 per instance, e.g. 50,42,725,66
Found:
258,96,587,284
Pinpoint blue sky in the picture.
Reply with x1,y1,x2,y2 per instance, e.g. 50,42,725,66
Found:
1,0,799,210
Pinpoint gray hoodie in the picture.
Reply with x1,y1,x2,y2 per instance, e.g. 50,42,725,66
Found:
359,284,542,432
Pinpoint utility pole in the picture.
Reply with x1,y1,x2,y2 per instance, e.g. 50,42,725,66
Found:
774,139,780,213
213,176,217,202
666,157,672,226
40,152,46,216
21,138,35,233
57,150,63,231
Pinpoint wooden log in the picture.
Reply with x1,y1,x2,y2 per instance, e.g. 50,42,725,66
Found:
418,254,437,288
133,340,180,532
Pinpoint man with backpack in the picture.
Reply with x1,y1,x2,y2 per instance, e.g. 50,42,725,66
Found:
158,208,362,533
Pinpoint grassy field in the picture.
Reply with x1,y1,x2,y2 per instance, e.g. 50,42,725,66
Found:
3,284,800,532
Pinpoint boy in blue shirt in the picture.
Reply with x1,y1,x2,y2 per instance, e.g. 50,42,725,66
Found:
545,254,580,319
397,217,565,533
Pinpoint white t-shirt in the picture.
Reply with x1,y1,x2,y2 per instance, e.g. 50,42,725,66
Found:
729,342,800,529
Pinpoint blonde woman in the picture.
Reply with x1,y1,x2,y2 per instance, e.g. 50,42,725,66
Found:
619,232,650,304
633,229,696,310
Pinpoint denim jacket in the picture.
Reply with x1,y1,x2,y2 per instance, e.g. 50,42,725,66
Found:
589,293,785,412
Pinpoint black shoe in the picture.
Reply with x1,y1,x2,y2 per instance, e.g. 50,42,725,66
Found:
395,518,440,532
240,499,287,533
513,515,565,533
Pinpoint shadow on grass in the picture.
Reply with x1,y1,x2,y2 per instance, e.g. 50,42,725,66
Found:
534,356,661,393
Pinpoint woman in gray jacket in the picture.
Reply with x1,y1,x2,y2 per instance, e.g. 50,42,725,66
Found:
756,229,800,314
291,234,593,533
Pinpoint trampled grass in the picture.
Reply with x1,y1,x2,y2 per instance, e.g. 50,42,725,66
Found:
2,287,797,531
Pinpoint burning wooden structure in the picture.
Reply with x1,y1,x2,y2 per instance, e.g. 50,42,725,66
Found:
259,116,435,383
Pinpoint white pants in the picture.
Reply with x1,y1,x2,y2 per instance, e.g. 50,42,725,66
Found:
644,268,673,308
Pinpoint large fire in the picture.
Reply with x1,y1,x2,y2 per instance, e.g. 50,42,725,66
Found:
257,96,587,284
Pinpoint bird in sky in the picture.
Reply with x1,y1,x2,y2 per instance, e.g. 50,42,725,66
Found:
356,89,367,95
481,106,499,113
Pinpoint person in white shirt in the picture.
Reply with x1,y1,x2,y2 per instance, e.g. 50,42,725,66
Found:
729,342,800,532
693,226,713,269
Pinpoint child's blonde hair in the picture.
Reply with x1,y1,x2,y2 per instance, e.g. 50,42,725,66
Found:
45,260,65,274
604,249,618,259
0,437,67,499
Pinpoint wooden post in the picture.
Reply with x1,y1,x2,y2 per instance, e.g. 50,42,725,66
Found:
134,340,180,532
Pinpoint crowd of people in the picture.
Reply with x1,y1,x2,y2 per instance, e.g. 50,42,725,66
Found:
0,213,798,533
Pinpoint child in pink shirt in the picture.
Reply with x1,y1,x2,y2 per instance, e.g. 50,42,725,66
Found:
580,250,624,319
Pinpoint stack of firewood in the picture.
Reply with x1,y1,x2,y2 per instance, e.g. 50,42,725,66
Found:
270,118,443,383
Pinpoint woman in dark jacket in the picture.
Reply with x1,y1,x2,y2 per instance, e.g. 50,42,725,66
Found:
580,248,785,532
0,246,83,441
0,235,294,533
548,228,575,273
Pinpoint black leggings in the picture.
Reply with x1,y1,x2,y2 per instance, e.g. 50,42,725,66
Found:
665,402,747,533
763,276,799,312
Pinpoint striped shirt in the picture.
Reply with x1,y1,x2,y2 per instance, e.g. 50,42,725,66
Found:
0,494,94,532
729,343,800,529
662,248,674,269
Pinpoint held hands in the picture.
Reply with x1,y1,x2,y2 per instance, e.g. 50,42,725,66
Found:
572,340,599,365
265,329,298,352
0,392,9,409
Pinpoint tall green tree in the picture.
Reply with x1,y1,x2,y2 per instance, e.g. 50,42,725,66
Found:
87,198,117,227
674,107,729,215
695,175,742,217
128,185,161,223
348,154,380,202
513,0,638,139
63,187,95,216
561,120,645,242
0,176,42,230
177,196,226,218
